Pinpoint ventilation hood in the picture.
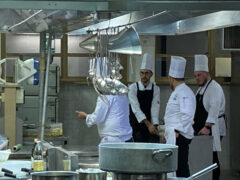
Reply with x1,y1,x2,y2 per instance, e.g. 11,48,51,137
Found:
0,0,240,36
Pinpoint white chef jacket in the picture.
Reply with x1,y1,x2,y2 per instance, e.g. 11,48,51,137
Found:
164,83,196,140
128,81,160,125
196,79,226,151
196,79,226,136
86,95,132,143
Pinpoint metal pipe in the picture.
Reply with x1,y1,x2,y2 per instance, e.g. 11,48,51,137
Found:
7,10,43,31
189,163,218,180
87,11,168,33
40,34,52,141
38,32,46,139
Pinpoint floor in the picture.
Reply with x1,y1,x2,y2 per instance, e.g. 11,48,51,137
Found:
220,170,240,180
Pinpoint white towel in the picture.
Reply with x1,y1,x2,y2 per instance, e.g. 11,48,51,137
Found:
165,127,176,145
165,127,176,178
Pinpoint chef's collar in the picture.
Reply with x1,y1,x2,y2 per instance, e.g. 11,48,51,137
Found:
199,79,212,94
174,82,185,91
202,79,211,87
138,81,152,89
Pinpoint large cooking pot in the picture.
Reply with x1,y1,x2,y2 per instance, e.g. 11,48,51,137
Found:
31,171,78,180
78,169,107,180
99,143,178,174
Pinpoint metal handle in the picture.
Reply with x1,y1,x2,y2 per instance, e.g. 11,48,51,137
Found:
4,173,16,178
21,168,33,175
2,168,13,174
152,149,173,162
188,163,218,180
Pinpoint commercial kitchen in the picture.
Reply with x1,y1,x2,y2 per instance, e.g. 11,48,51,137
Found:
0,0,239,180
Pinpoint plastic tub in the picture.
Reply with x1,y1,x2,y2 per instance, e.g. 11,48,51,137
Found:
0,149,11,162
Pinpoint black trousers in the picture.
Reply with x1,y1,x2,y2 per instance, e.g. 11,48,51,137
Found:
176,134,192,177
132,128,159,143
212,136,223,180
125,137,134,142
213,152,220,180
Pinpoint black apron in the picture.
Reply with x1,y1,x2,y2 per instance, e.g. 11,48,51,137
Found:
193,79,212,135
129,82,159,142
193,80,222,180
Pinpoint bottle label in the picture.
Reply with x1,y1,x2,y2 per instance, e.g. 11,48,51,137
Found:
63,159,71,171
33,160,44,171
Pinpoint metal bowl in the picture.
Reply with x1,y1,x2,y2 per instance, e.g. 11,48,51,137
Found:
99,143,178,174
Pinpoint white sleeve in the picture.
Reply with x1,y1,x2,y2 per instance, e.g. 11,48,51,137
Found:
151,85,160,125
179,94,196,133
86,97,110,127
128,83,146,123
205,87,222,124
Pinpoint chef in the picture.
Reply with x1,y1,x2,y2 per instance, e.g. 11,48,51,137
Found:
76,57,133,144
193,54,226,180
128,53,160,142
164,56,196,178
76,94,133,144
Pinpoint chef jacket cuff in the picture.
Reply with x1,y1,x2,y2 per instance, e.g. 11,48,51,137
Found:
86,115,94,127
137,114,147,123
151,118,159,125
206,117,216,124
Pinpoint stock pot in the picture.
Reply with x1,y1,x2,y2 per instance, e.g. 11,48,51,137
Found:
31,171,78,180
99,143,178,174
78,171,107,180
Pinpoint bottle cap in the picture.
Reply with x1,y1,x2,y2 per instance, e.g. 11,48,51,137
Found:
34,138,39,143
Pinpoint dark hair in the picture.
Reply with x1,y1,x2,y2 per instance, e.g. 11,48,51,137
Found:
175,78,185,81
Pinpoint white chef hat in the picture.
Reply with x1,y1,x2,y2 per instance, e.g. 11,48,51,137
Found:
169,56,186,78
194,54,209,72
140,53,153,72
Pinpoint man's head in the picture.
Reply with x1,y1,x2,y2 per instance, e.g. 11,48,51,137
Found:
140,53,153,86
194,71,210,86
194,55,211,86
168,56,186,90
168,76,175,90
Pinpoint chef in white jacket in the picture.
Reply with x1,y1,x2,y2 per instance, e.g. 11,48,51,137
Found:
128,53,160,142
164,56,196,178
76,94,133,144
193,54,226,180
76,57,132,144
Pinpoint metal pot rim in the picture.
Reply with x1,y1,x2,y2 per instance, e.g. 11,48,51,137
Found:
31,171,78,176
99,143,178,149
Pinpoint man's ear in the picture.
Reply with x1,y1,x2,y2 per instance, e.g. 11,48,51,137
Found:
150,71,153,77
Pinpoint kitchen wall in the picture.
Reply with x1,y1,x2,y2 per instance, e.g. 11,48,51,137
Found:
59,83,100,146
229,52,240,172
127,35,156,82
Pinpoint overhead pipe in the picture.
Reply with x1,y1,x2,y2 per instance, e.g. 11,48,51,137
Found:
38,32,46,139
71,11,168,35
40,33,52,141
6,10,43,32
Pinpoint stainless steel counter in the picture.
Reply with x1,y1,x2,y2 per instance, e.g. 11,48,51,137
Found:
10,144,99,171
9,145,32,160
63,145,98,157
63,145,99,169
0,160,31,180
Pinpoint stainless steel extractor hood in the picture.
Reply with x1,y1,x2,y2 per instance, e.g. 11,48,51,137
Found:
0,0,240,36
